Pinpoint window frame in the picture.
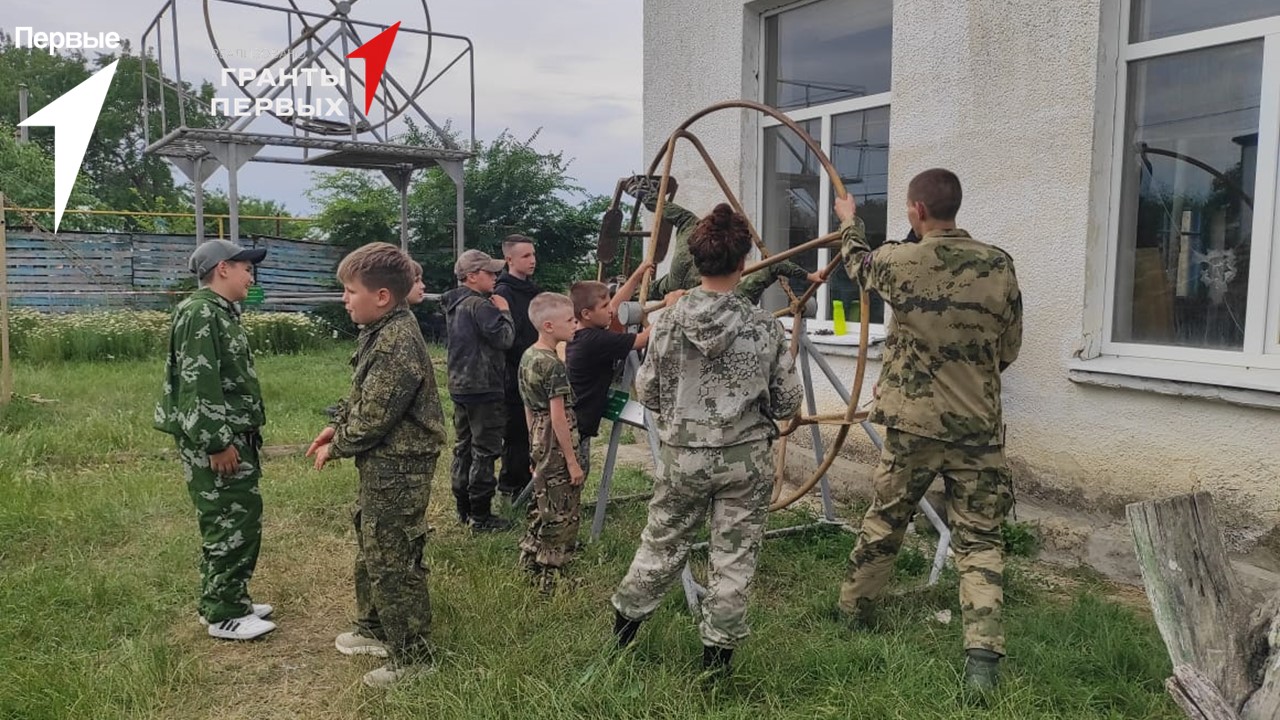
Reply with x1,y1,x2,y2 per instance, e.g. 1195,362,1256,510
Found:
1099,7,1280,371
756,0,893,332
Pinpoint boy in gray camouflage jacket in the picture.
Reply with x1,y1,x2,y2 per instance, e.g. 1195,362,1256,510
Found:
610,204,802,676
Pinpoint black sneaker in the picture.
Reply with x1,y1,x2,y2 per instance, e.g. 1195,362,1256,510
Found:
469,514,513,533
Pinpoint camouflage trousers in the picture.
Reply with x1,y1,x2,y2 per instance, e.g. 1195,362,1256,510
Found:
177,431,263,624
451,400,505,517
353,458,436,665
839,429,1014,654
518,412,585,570
612,440,772,649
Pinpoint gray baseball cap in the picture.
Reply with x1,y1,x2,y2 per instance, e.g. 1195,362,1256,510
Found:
454,249,505,279
189,239,267,277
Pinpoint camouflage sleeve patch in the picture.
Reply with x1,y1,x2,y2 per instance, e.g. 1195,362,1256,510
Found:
331,347,424,459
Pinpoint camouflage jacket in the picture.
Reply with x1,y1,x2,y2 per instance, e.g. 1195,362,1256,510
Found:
839,217,1022,445
441,286,514,400
650,201,809,303
154,288,264,452
636,288,802,448
329,307,446,469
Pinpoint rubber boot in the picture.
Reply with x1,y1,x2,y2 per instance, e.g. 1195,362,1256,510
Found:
701,645,733,674
455,497,469,526
963,648,1001,692
612,610,643,649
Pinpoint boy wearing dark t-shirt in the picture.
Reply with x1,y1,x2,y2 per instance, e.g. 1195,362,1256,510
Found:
565,262,683,472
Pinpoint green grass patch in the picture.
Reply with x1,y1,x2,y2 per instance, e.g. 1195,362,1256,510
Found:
0,349,1180,719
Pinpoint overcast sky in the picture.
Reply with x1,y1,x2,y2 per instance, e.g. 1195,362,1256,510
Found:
12,0,643,214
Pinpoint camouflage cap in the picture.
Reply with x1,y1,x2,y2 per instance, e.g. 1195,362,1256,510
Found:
189,239,267,277
454,249,505,279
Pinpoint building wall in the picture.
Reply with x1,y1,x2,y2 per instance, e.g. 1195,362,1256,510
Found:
643,0,1280,546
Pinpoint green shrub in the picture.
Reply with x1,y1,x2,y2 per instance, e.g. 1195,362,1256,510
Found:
8,308,329,362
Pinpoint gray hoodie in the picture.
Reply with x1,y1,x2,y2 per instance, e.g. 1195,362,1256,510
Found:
635,288,802,448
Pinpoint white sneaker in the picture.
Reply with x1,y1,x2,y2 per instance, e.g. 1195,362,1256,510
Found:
207,613,277,640
362,663,433,688
199,603,274,627
335,631,390,658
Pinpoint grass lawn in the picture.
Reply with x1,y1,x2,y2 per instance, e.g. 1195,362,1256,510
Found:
0,346,1179,719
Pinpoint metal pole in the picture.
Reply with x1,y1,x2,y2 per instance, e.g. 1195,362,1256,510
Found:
17,85,29,143
399,168,410,251
193,157,205,244
226,144,239,242
0,193,11,406
455,172,465,258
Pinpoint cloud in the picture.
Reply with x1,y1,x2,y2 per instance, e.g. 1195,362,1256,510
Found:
13,0,643,212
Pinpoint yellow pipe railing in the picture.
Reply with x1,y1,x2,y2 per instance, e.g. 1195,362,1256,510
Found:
3,206,316,239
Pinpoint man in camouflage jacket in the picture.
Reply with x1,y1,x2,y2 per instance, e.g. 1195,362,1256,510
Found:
155,239,275,640
623,176,823,304
833,169,1022,691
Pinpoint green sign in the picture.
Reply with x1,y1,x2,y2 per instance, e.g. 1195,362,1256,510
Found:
603,388,630,421
245,286,265,306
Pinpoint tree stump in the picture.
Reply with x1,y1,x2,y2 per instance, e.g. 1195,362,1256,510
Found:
1242,606,1280,720
1127,492,1254,710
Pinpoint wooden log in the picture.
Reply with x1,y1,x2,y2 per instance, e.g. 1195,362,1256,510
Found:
1242,606,1280,720
1169,664,1243,720
1127,492,1254,710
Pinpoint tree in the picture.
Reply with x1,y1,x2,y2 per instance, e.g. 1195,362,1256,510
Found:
403,127,603,293
0,122,110,231
308,127,605,294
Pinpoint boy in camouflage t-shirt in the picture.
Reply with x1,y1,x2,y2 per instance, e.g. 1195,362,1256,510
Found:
517,292,585,592
155,239,274,642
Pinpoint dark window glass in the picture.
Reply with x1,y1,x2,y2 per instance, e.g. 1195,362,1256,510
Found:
1114,41,1261,349
1130,0,1278,43
764,0,892,110
828,106,889,324
762,119,822,301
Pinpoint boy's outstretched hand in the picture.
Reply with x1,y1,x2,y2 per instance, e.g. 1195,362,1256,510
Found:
306,426,334,456
305,427,335,470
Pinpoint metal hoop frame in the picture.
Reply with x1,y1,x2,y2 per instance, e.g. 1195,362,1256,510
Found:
634,100,871,512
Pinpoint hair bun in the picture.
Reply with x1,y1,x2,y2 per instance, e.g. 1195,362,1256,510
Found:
710,203,734,228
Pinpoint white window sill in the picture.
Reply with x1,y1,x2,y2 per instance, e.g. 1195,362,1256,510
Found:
784,326,887,359
1068,355,1280,411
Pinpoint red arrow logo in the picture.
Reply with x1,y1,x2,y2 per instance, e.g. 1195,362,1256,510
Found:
346,21,401,115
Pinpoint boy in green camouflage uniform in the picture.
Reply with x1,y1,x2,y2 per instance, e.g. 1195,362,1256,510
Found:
622,175,824,304
155,239,275,641
611,203,803,674
833,169,1022,691
306,242,446,688
517,293,586,592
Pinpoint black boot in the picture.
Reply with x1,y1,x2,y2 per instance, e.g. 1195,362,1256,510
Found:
612,610,643,649
963,648,1001,692
455,497,469,526
469,498,513,533
701,645,733,676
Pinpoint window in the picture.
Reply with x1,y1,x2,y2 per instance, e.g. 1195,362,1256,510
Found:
1105,4,1280,369
759,0,893,327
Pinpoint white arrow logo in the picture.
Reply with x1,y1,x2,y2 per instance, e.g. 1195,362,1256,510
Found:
19,59,119,233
